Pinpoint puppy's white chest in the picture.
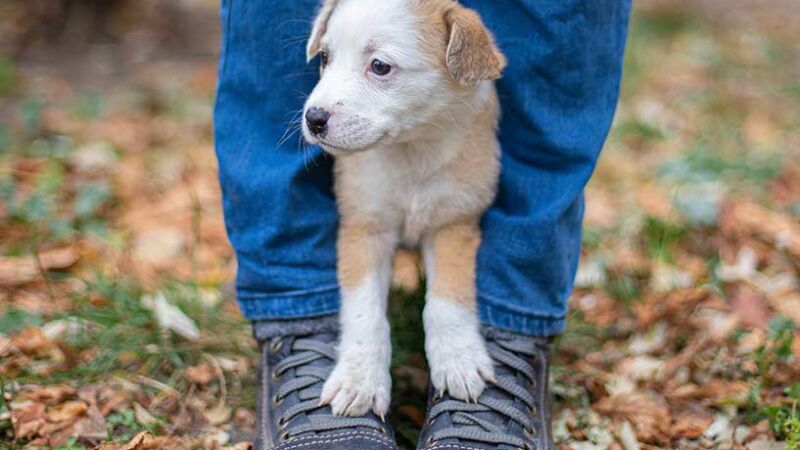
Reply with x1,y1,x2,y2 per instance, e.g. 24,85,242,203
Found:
339,149,477,247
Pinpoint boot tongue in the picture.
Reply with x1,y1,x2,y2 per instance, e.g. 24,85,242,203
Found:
253,314,339,341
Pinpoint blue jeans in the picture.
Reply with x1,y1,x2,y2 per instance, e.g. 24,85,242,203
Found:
214,0,631,336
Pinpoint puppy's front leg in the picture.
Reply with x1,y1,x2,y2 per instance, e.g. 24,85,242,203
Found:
321,222,395,418
423,221,495,401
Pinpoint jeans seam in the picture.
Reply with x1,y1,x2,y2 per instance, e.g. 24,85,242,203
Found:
217,0,234,84
238,284,340,300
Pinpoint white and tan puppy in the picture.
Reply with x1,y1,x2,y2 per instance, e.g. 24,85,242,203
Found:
302,0,506,418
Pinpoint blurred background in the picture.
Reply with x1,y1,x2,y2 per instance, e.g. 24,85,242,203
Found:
0,1,798,449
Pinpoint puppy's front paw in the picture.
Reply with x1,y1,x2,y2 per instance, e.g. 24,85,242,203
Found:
424,298,495,402
428,333,494,402
320,354,391,418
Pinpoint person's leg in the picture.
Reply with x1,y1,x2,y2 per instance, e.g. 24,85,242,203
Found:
468,0,632,337
418,1,630,449
215,2,398,449
215,0,340,321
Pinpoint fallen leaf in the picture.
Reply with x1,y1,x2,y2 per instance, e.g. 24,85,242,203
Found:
10,400,46,439
616,421,641,450
575,256,608,289
649,262,692,292
704,414,733,446
594,392,670,444
721,200,800,262
728,284,772,330
628,322,669,355
186,363,215,386
122,431,158,450
100,431,194,450
747,439,787,450
616,356,664,383
142,292,199,340
10,327,58,358
0,246,81,286
204,403,233,426
47,400,88,422
672,404,715,439
133,228,186,269
133,402,160,426
202,429,230,448
72,141,118,173
22,385,77,404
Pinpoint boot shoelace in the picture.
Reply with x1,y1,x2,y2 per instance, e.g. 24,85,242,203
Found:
426,336,538,449
270,336,386,442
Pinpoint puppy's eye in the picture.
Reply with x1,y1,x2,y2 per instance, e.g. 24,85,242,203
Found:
320,51,329,68
370,59,392,76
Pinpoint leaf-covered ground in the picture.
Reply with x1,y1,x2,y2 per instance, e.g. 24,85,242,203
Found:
1,1,799,449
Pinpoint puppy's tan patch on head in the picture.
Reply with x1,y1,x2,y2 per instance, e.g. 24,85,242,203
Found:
307,0,340,62
443,5,506,85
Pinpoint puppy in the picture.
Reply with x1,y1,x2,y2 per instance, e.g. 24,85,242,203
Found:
302,0,505,418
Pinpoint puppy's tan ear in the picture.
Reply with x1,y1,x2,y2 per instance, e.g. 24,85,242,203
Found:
444,6,506,85
306,0,339,62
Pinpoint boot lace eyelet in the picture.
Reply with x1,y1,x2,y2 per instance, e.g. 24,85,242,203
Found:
270,338,284,353
426,436,436,446
273,394,284,406
280,431,292,442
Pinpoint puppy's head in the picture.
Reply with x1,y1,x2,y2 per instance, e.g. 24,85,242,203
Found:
302,0,505,154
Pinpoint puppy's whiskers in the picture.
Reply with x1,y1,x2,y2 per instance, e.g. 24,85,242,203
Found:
277,108,305,149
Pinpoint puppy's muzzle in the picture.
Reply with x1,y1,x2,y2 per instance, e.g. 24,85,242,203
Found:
305,107,330,136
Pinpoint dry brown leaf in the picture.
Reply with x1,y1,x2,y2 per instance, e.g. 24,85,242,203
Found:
22,385,77,404
594,392,670,444
667,380,750,405
133,402,160,427
11,400,47,439
720,200,800,261
672,404,715,439
764,292,800,328
10,327,58,358
0,246,81,286
634,288,710,329
574,293,620,327
204,403,233,426
66,404,108,442
728,284,772,330
122,431,159,450
98,431,193,450
659,335,713,382
186,363,216,386
47,400,88,422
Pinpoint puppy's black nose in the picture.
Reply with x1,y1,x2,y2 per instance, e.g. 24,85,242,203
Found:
305,107,330,135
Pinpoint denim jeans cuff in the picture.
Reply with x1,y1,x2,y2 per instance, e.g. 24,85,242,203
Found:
237,285,340,320
477,294,566,337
